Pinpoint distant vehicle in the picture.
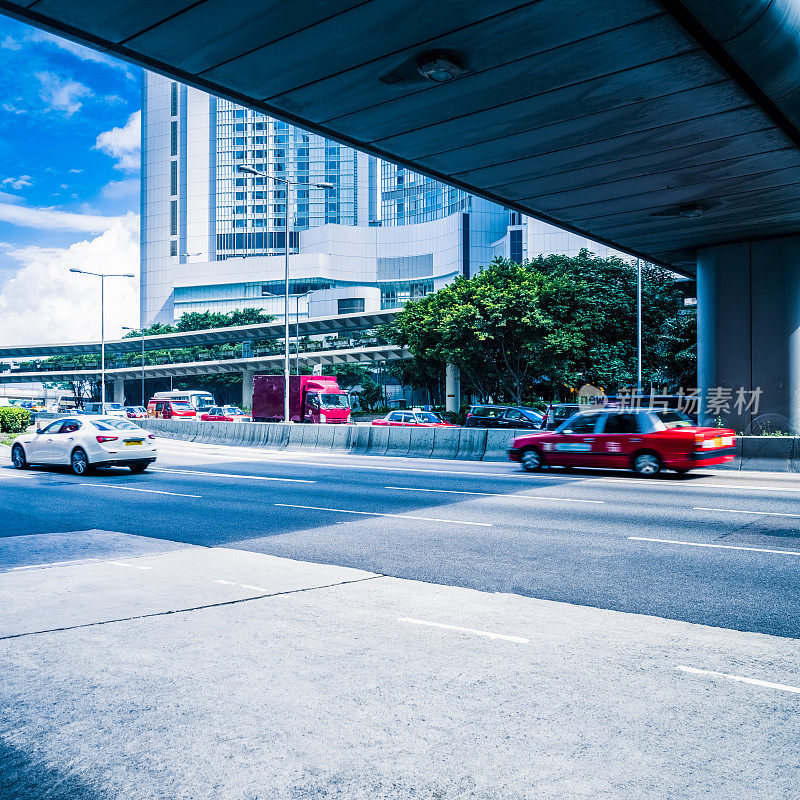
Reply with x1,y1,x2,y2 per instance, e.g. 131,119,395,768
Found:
540,403,582,430
372,409,456,427
200,405,251,422
508,408,736,476
147,398,197,419
81,402,127,418
252,375,350,423
125,406,147,419
464,405,543,429
11,416,157,475
152,390,215,412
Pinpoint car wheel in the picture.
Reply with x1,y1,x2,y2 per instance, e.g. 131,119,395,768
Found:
70,447,90,475
675,468,690,475
129,462,148,474
521,447,543,472
11,444,27,469
633,452,662,476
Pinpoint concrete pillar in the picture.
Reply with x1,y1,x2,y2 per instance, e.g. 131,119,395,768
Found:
445,363,460,413
697,237,800,433
242,369,254,409
113,379,125,405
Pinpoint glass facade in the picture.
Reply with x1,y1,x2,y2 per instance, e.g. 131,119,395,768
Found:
380,163,471,225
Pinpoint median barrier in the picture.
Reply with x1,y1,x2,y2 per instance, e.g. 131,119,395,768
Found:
301,423,320,449
349,424,370,454
386,426,412,457
285,424,305,450
367,425,389,456
254,422,271,447
740,436,796,472
266,423,289,449
315,424,336,450
330,425,352,453
456,427,487,461
432,426,460,459
407,426,435,458
482,429,514,461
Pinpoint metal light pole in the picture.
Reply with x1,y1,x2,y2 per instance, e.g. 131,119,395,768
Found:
636,258,642,396
295,290,313,375
237,165,333,422
122,326,146,406
69,269,134,409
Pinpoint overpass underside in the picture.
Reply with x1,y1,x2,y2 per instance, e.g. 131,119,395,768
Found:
2,0,800,430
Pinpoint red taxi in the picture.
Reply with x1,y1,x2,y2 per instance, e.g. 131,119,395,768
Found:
508,408,736,476
372,409,456,427
199,405,251,422
147,398,197,420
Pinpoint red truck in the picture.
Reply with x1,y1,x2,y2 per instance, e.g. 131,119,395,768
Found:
252,375,351,424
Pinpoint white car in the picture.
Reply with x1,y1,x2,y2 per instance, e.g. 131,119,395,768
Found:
11,416,157,475
81,402,127,418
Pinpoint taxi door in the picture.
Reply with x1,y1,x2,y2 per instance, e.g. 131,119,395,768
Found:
545,412,603,466
592,413,644,467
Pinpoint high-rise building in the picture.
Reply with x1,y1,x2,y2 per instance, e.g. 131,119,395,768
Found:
141,73,627,328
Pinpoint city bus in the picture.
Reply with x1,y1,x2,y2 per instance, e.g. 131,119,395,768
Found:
152,389,215,412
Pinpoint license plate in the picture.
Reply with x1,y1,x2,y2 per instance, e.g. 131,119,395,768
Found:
713,437,722,447
125,439,143,446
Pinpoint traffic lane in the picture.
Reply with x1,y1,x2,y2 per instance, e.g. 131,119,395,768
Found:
6,467,799,635
1,570,797,800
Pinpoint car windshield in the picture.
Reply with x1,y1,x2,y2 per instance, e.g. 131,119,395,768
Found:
521,409,542,421
223,406,245,415
194,396,214,409
92,418,141,431
127,406,145,413
414,412,441,423
170,402,193,410
320,393,348,408
105,403,123,410
553,406,579,419
655,410,693,428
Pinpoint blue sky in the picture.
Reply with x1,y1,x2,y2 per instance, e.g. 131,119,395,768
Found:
0,16,142,344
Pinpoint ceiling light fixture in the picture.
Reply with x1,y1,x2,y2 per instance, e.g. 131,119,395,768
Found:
417,54,463,83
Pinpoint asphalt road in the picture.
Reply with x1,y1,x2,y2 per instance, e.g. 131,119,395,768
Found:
1,439,799,799
1,439,799,636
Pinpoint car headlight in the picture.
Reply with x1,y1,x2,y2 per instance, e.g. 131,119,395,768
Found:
320,413,327,423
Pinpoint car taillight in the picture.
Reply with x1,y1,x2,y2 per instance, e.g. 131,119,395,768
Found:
96,435,118,443
148,434,156,440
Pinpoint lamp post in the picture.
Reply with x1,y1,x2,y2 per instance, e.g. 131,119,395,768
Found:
237,165,334,422
69,269,135,409
636,258,642,398
122,326,145,406
295,290,313,375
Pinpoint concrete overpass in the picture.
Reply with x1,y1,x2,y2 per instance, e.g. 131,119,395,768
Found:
2,0,800,429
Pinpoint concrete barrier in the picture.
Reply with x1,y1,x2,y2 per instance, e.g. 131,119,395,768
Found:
456,427,487,461
367,425,389,456
331,425,352,453
349,425,371,454
315,424,336,451
300,424,320,449
267,423,290,450
285,425,305,450
386,426,412,457
482,429,514,461
407,427,435,459
432,426,460,459
740,436,795,472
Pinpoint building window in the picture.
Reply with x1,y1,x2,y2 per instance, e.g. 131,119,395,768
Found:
170,200,178,236
170,82,178,116
337,298,365,315
510,229,523,264
170,240,177,257
170,121,178,156
170,161,178,196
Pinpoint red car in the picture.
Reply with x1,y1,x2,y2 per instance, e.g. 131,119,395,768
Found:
508,408,736,476
200,405,251,422
372,409,456,427
147,398,197,419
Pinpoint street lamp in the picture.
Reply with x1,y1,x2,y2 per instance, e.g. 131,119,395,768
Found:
122,326,145,406
295,290,313,375
237,164,334,422
69,269,134,409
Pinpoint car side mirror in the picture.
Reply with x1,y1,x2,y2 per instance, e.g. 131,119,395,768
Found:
36,427,43,434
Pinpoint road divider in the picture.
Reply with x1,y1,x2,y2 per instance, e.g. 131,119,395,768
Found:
139,419,800,471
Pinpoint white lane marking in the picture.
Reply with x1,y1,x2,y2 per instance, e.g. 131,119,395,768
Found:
213,579,268,592
397,617,529,643
78,483,201,498
677,666,800,694
109,561,151,570
275,503,492,526
11,558,99,571
0,472,34,479
694,506,800,518
629,536,800,556
385,486,603,504
151,467,314,484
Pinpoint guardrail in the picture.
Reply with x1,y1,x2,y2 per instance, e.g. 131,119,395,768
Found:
138,419,800,471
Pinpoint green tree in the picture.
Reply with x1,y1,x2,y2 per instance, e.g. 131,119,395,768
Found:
328,363,371,391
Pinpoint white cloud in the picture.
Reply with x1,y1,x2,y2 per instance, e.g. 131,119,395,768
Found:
1,175,32,190
95,111,140,172
0,214,139,345
2,102,27,115
0,36,21,51
68,168,83,174
0,202,126,233
28,30,135,79
36,71,91,116
102,178,139,200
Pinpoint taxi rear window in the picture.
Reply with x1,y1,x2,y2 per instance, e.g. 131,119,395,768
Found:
655,410,693,428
